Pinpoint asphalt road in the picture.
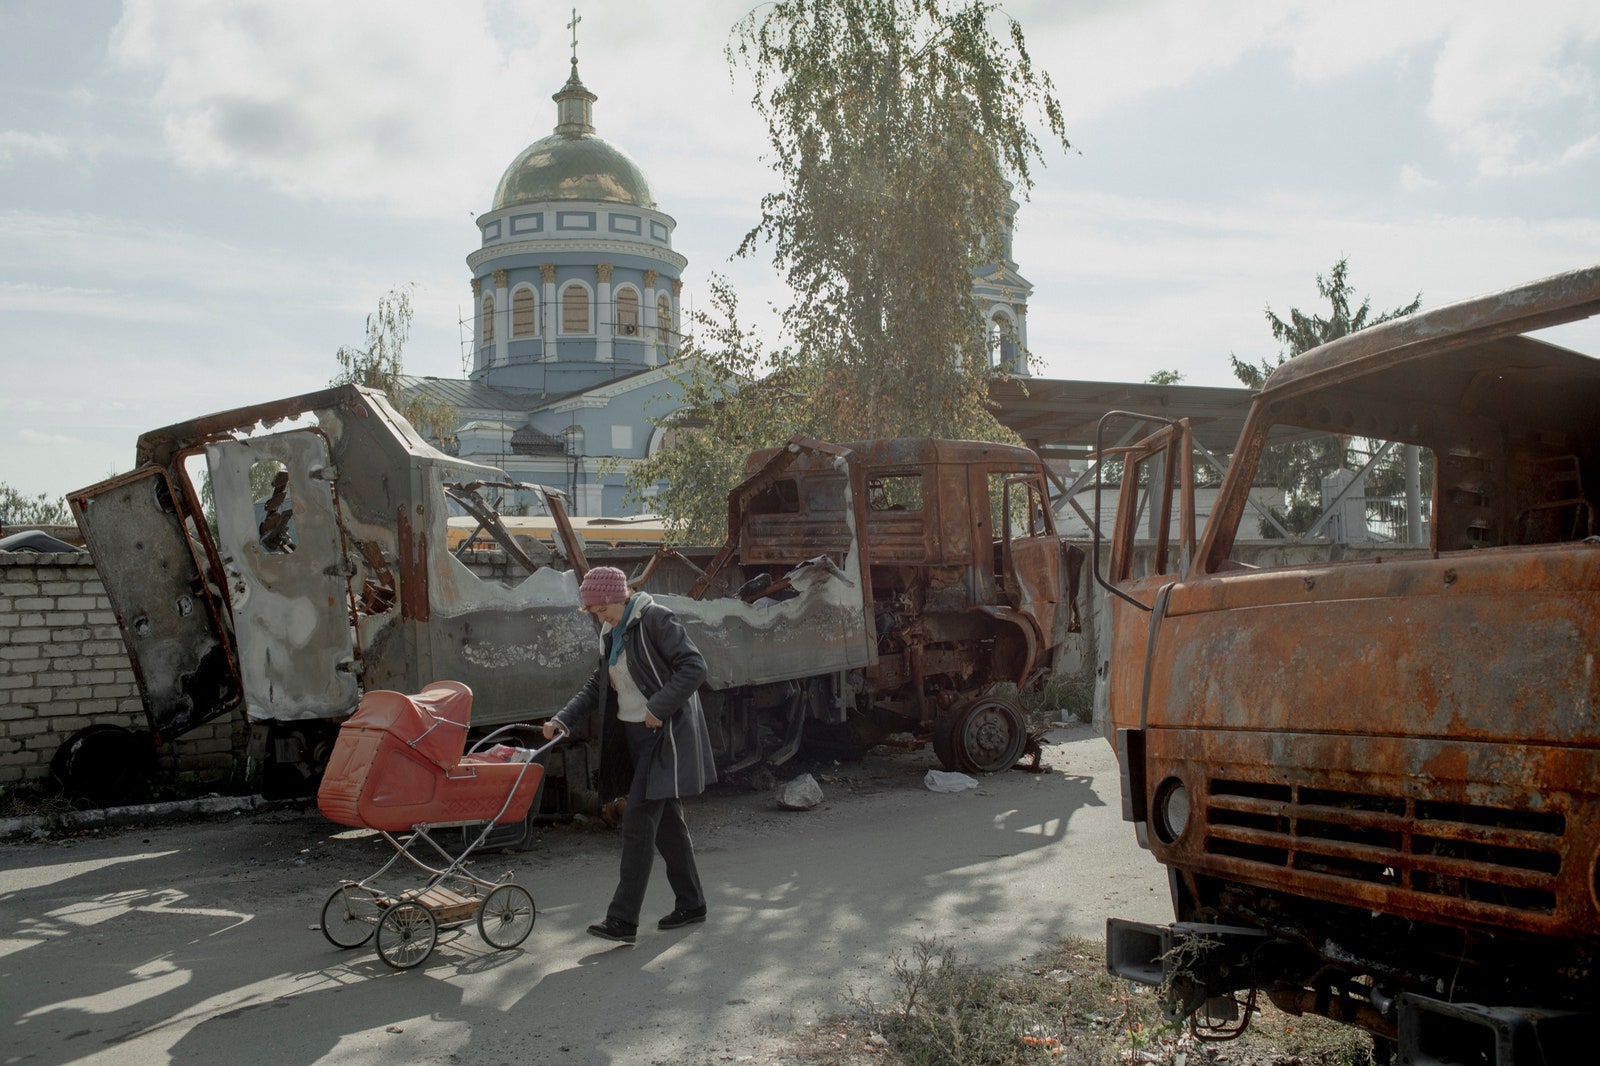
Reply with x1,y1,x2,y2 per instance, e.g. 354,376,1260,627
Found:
0,723,1170,1066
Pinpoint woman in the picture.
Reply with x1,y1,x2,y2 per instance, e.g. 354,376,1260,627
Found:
544,566,717,944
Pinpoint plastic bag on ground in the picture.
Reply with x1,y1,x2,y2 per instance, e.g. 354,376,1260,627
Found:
924,769,979,792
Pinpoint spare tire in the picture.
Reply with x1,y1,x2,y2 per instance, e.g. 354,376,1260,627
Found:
50,724,156,806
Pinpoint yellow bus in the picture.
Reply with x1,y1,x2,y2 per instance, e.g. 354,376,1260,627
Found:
446,513,667,553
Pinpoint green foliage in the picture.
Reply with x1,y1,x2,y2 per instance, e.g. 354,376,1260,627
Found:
1230,258,1421,390
865,939,1065,1065
1230,259,1425,536
331,284,458,440
727,0,1069,442
0,482,70,527
631,2,1070,540
625,277,814,544
1145,369,1184,385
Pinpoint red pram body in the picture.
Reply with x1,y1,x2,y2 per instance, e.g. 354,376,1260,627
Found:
317,681,543,833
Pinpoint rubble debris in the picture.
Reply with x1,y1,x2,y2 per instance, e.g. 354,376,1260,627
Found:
776,773,824,810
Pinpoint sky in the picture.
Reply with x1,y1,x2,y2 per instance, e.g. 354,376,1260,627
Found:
2,0,1598,500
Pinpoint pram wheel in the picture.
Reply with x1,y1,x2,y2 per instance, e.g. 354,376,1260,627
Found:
376,901,438,969
477,883,536,949
320,884,382,948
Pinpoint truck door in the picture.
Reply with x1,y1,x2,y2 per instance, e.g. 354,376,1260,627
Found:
69,467,243,739
204,429,359,720
999,473,1062,621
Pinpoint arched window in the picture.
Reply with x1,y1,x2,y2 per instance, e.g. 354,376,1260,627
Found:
988,309,1020,371
615,288,640,336
655,294,672,343
481,293,495,345
511,286,537,338
561,283,591,334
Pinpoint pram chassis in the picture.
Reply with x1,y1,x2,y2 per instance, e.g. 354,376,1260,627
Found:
320,725,561,969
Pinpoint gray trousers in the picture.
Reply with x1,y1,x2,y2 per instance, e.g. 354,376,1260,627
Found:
607,721,705,926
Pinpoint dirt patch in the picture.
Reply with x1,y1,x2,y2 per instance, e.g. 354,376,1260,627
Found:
782,936,1377,1066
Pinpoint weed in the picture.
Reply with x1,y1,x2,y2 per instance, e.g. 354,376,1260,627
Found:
806,937,1377,1066
1016,679,1094,725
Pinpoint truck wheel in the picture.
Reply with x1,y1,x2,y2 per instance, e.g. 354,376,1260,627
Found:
951,696,1027,774
932,715,960,771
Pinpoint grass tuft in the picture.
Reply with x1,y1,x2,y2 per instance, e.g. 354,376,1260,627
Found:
799,937,1378,1066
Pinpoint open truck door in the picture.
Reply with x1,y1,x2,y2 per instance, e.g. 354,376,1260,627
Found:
203,428,360,721
69,467,242,740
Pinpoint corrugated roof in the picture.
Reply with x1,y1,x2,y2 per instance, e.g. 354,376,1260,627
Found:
398,375,568,413
989,377,1258,459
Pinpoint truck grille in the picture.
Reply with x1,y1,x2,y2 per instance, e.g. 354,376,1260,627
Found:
1204,779,1565,916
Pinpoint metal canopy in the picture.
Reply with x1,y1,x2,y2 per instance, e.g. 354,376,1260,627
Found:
989,377,1258,460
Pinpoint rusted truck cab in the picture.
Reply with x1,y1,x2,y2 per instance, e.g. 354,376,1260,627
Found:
670,436,1079,774
1100,266,1600,1061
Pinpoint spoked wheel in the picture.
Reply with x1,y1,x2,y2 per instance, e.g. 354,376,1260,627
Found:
477,883,536,950
375,901,438,969
321,884,383,948
950,695,1027,774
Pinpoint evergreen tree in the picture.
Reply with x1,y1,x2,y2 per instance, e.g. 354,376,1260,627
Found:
1231,258,1423,535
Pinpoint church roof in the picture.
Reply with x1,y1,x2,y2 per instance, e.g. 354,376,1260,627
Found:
400,362,667,418
494,133,656,210
398,375,565,414
491,60,657,211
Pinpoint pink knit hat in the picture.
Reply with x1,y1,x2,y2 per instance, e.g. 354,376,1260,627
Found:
579,566,630,607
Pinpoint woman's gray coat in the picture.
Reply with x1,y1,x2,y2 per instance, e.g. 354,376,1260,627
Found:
552,591,718,803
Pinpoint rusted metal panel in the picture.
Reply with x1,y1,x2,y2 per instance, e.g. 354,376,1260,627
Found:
77,384,602,736
666,555,876,690
1100,264,1600,1037
68,467,242,740
204,430,358,721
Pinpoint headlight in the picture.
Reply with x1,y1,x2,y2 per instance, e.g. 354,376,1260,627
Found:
1154,778,1190,845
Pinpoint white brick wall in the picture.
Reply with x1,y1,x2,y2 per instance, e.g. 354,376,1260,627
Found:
0,551,242,789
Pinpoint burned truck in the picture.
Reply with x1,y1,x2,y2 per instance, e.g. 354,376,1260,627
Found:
1098,265,1600,1062
672,436,1081,775
70,392,1079,815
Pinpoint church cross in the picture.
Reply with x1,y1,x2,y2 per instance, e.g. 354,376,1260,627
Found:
568,9,581,64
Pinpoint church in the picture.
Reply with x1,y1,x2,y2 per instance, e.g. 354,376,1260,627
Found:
405,38,1034,519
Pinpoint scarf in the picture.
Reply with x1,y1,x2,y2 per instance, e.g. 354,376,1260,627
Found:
606,596,637,667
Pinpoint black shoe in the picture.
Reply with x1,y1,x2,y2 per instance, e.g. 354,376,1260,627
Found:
586,917,637,944
658,905,707,930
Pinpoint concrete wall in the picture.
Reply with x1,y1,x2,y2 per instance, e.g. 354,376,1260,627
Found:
0,550,240,792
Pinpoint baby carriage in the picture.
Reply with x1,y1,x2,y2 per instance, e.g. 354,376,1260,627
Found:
315,680,560,969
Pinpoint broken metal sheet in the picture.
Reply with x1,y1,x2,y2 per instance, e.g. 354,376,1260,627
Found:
68,467,241,738
205,430,358,722
666,553,876,690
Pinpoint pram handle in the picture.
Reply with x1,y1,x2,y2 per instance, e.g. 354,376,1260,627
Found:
469,722,567,762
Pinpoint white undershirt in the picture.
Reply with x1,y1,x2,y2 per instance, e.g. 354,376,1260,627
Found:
609,647,650,723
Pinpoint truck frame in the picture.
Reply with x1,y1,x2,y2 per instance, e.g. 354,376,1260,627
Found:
68,400,1081,819
1098,264,1600,1063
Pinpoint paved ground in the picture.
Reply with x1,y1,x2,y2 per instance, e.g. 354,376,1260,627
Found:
0,723,1170,1065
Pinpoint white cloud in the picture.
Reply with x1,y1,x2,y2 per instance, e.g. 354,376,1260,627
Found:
1425,3,1600,177
0,130,69,167
108,0,531,216
1398,164,1439,192
1024,1,1600,183
1018,186,1600,385
0,281,203,323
